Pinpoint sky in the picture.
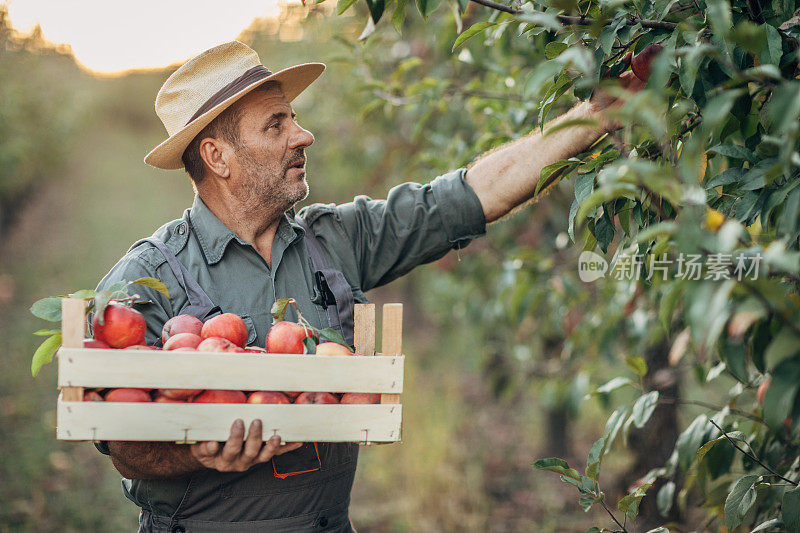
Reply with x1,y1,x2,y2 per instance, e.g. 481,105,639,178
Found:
4,0,300,73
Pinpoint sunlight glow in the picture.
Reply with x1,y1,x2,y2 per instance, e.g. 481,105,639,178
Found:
5,0,302,74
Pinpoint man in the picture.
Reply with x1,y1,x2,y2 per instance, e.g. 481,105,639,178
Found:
96,41,638,532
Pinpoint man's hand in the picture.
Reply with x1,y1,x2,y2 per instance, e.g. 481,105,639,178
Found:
190,419,302,472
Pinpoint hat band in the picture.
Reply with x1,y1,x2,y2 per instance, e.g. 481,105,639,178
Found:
186,65,273,125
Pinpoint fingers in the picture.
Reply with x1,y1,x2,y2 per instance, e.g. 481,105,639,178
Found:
255,435,283,463
220,419,246,463
275,442,304,456
242,419,263,460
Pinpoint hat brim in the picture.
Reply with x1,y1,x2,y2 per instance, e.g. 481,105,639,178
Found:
144,62,325,170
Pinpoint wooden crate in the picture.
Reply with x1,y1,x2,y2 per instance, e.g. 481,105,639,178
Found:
56,299,403,444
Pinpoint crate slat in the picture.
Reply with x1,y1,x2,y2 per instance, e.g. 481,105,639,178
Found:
354,303,376,356
380,304,402,405
57,399,401,443
58,349,404,393
60,298,87,401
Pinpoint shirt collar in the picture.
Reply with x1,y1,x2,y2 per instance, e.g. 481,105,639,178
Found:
189,195,306,266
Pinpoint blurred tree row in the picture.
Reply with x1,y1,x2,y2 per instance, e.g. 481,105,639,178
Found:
0,7,87,239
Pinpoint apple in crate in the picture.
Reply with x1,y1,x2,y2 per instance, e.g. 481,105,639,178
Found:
161,314,203,344
198,337,242,353
201,313,248,348
248,391,291,404
295,392,339,404
192,390,247,403
159,387,203,400
92,301,146,348
83,390,105,401
154,395,189,403
340,393,380,404
83,339,110,349
266,321,314,354
105,388,152,402
163,332,202,350
315,342,353,355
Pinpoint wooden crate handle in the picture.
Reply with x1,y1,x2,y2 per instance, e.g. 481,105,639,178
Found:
61,298,87,402
380,303,402,405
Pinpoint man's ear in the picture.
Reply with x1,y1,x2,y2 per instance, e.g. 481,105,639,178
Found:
198,137,232,179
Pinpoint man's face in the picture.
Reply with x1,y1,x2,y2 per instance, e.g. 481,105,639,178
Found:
226,85,314,213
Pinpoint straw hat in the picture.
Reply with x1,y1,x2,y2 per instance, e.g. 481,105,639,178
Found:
145,41,325,170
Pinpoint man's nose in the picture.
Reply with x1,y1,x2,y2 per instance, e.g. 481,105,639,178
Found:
289,125,314,149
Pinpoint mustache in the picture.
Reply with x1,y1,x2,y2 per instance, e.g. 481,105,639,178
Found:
284,151,306,171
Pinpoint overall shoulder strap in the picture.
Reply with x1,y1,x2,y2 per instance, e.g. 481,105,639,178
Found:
128,237,221,324
295,216,355,347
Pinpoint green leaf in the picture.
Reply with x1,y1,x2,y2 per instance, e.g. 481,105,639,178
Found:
452,22,496,52
533,458,582,481
69,289,96,299
536,160,575,196
765,328,800,370
585,437,606,481
603,406,630,451
782,486,800,532
656,481,675,517
270,298,294,323
676,415,710,470
626,356,648,376
544,41,567,60
392,0,407,33
724,475,760,530
33,328,61,336
93,290,113,326
659,279,685,332
706,144,758,162
751,518,784,532
367,0,386,23
761,24,783,66
696,431,748,462
337,0,358,14
594,377,634,395
318,327,349,347
646,529,670,533
31,333,62,378
763,359,800,431
631,391,659,428
618,482,652,520
30,297,63,322
705,168,746,189
302,336,317,354
131,277,170,298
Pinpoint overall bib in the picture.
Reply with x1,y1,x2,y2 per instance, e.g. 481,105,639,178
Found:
128,216,359,532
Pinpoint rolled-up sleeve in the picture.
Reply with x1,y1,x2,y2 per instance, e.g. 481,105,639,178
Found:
333,168,486,291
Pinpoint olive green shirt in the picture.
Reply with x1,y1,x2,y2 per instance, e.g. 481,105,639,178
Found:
95,168,486,516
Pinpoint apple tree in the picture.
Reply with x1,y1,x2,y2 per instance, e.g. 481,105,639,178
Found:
325,0,800,530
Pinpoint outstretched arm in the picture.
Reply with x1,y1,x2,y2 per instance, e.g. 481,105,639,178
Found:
466,74,643,223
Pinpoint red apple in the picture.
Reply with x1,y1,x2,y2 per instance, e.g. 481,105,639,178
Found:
161,314,203,344
294,392,339,404
159,388,203,400
192,390,247,403
201,313,248,348
105,388,152,402
83,339,110,349
124,345,160,350
197,337,240,353
248,391,291,404
92,301,146,348
631,44,663,82
315,342,353,356
340,392,380,404
83,390,104,401
163,332,202,351
266,321,315,354
154,394,189,403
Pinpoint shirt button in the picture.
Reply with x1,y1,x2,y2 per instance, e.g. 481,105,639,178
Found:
318,516,328,527
170,525,186,533
177,224,186,235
